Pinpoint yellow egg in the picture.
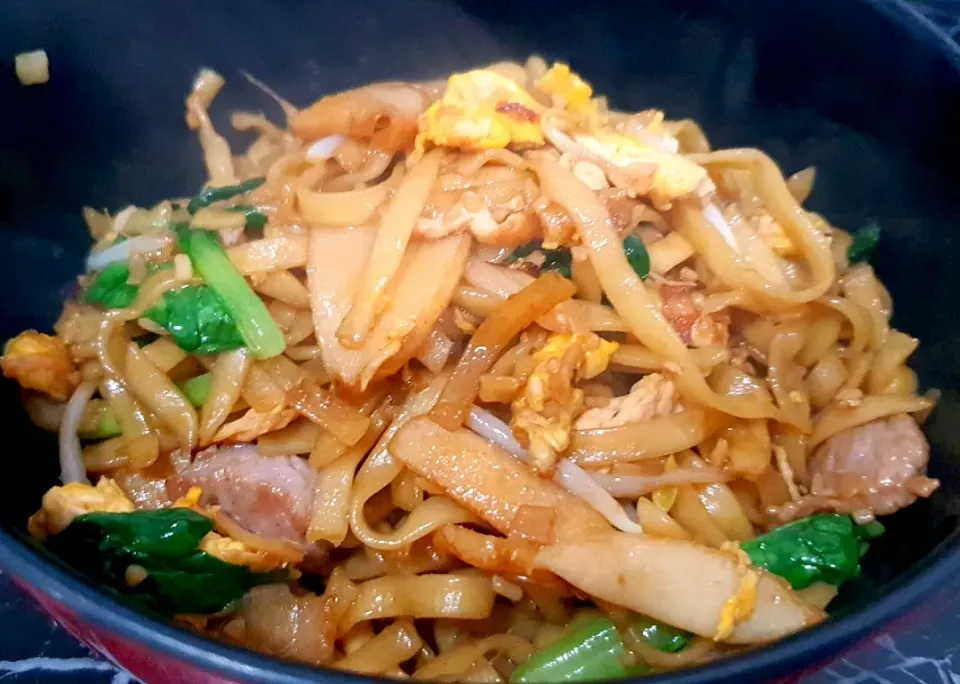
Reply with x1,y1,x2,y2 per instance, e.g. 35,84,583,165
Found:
651,455,680,512
573,130,708,203
415,70,544,154
715,569,759,641
536,63,594,113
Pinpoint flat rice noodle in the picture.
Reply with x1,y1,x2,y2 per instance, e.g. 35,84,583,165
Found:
466,260,626,333
297,163,402,227
307,225,379,383
530,157,776,420
434,525,565,589
289,382,370,446
809,394,934,449
332,620,423,675
340,574,495,632
569,408,725,466
228,236,308,275
372,234,471,381
536,532,823,644
430,272,576,430
390,418,610,542
307,226,469,387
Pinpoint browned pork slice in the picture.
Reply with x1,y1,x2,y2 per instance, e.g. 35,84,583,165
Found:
771,414,938,522
171,445,316,541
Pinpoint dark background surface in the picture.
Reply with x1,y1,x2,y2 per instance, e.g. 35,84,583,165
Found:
2,0,960,682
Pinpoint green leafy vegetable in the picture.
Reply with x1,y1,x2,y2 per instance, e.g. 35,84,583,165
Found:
509,242,540,261
146,286,244,354
178,372,213,408
509,242,573,279
627,616,691,653
847,223,880,264
176,228,285,358
541,249,573,278
46,508,285,615
510,617,628,683
187,177,265,214
622,234,650,280
741,514,883,590
228,205,268,231
85,263,139,309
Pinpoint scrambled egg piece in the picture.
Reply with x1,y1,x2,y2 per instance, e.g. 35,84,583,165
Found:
512,333,619,473
651,455,680,512
532,333,619,385
715,544,759,641
28,478,135,540
1,331,79,401
416,70,544,154
574,373,678,430
535,63,595,113
199,533,287,573
573,130,710,205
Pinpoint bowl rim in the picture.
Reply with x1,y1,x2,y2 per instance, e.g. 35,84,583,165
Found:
3,0,960,682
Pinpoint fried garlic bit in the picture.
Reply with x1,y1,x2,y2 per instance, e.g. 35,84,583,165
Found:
510,333,619,473
1,331,79,401
28,478,135,540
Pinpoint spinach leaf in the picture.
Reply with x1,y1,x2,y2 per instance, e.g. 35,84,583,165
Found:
847,224,880,264
85,263,139,309
622,234,650,280
46,508,285,615
741,514,883,590
187,178,265,214
146,286,245,354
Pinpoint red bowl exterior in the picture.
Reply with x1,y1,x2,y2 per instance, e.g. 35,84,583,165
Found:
9,570,951,684
16,579,242,684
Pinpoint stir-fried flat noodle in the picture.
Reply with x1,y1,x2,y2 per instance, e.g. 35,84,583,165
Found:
8,57,940,681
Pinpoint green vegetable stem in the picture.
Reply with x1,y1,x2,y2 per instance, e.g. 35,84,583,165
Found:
46,508,285,615
626,616,691,653
187,178,265,214
741,514,884,590
178,372,213,408
176,228,285,359
510,617,629,683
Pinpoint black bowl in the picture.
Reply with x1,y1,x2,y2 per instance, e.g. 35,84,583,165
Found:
1,1,959,682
